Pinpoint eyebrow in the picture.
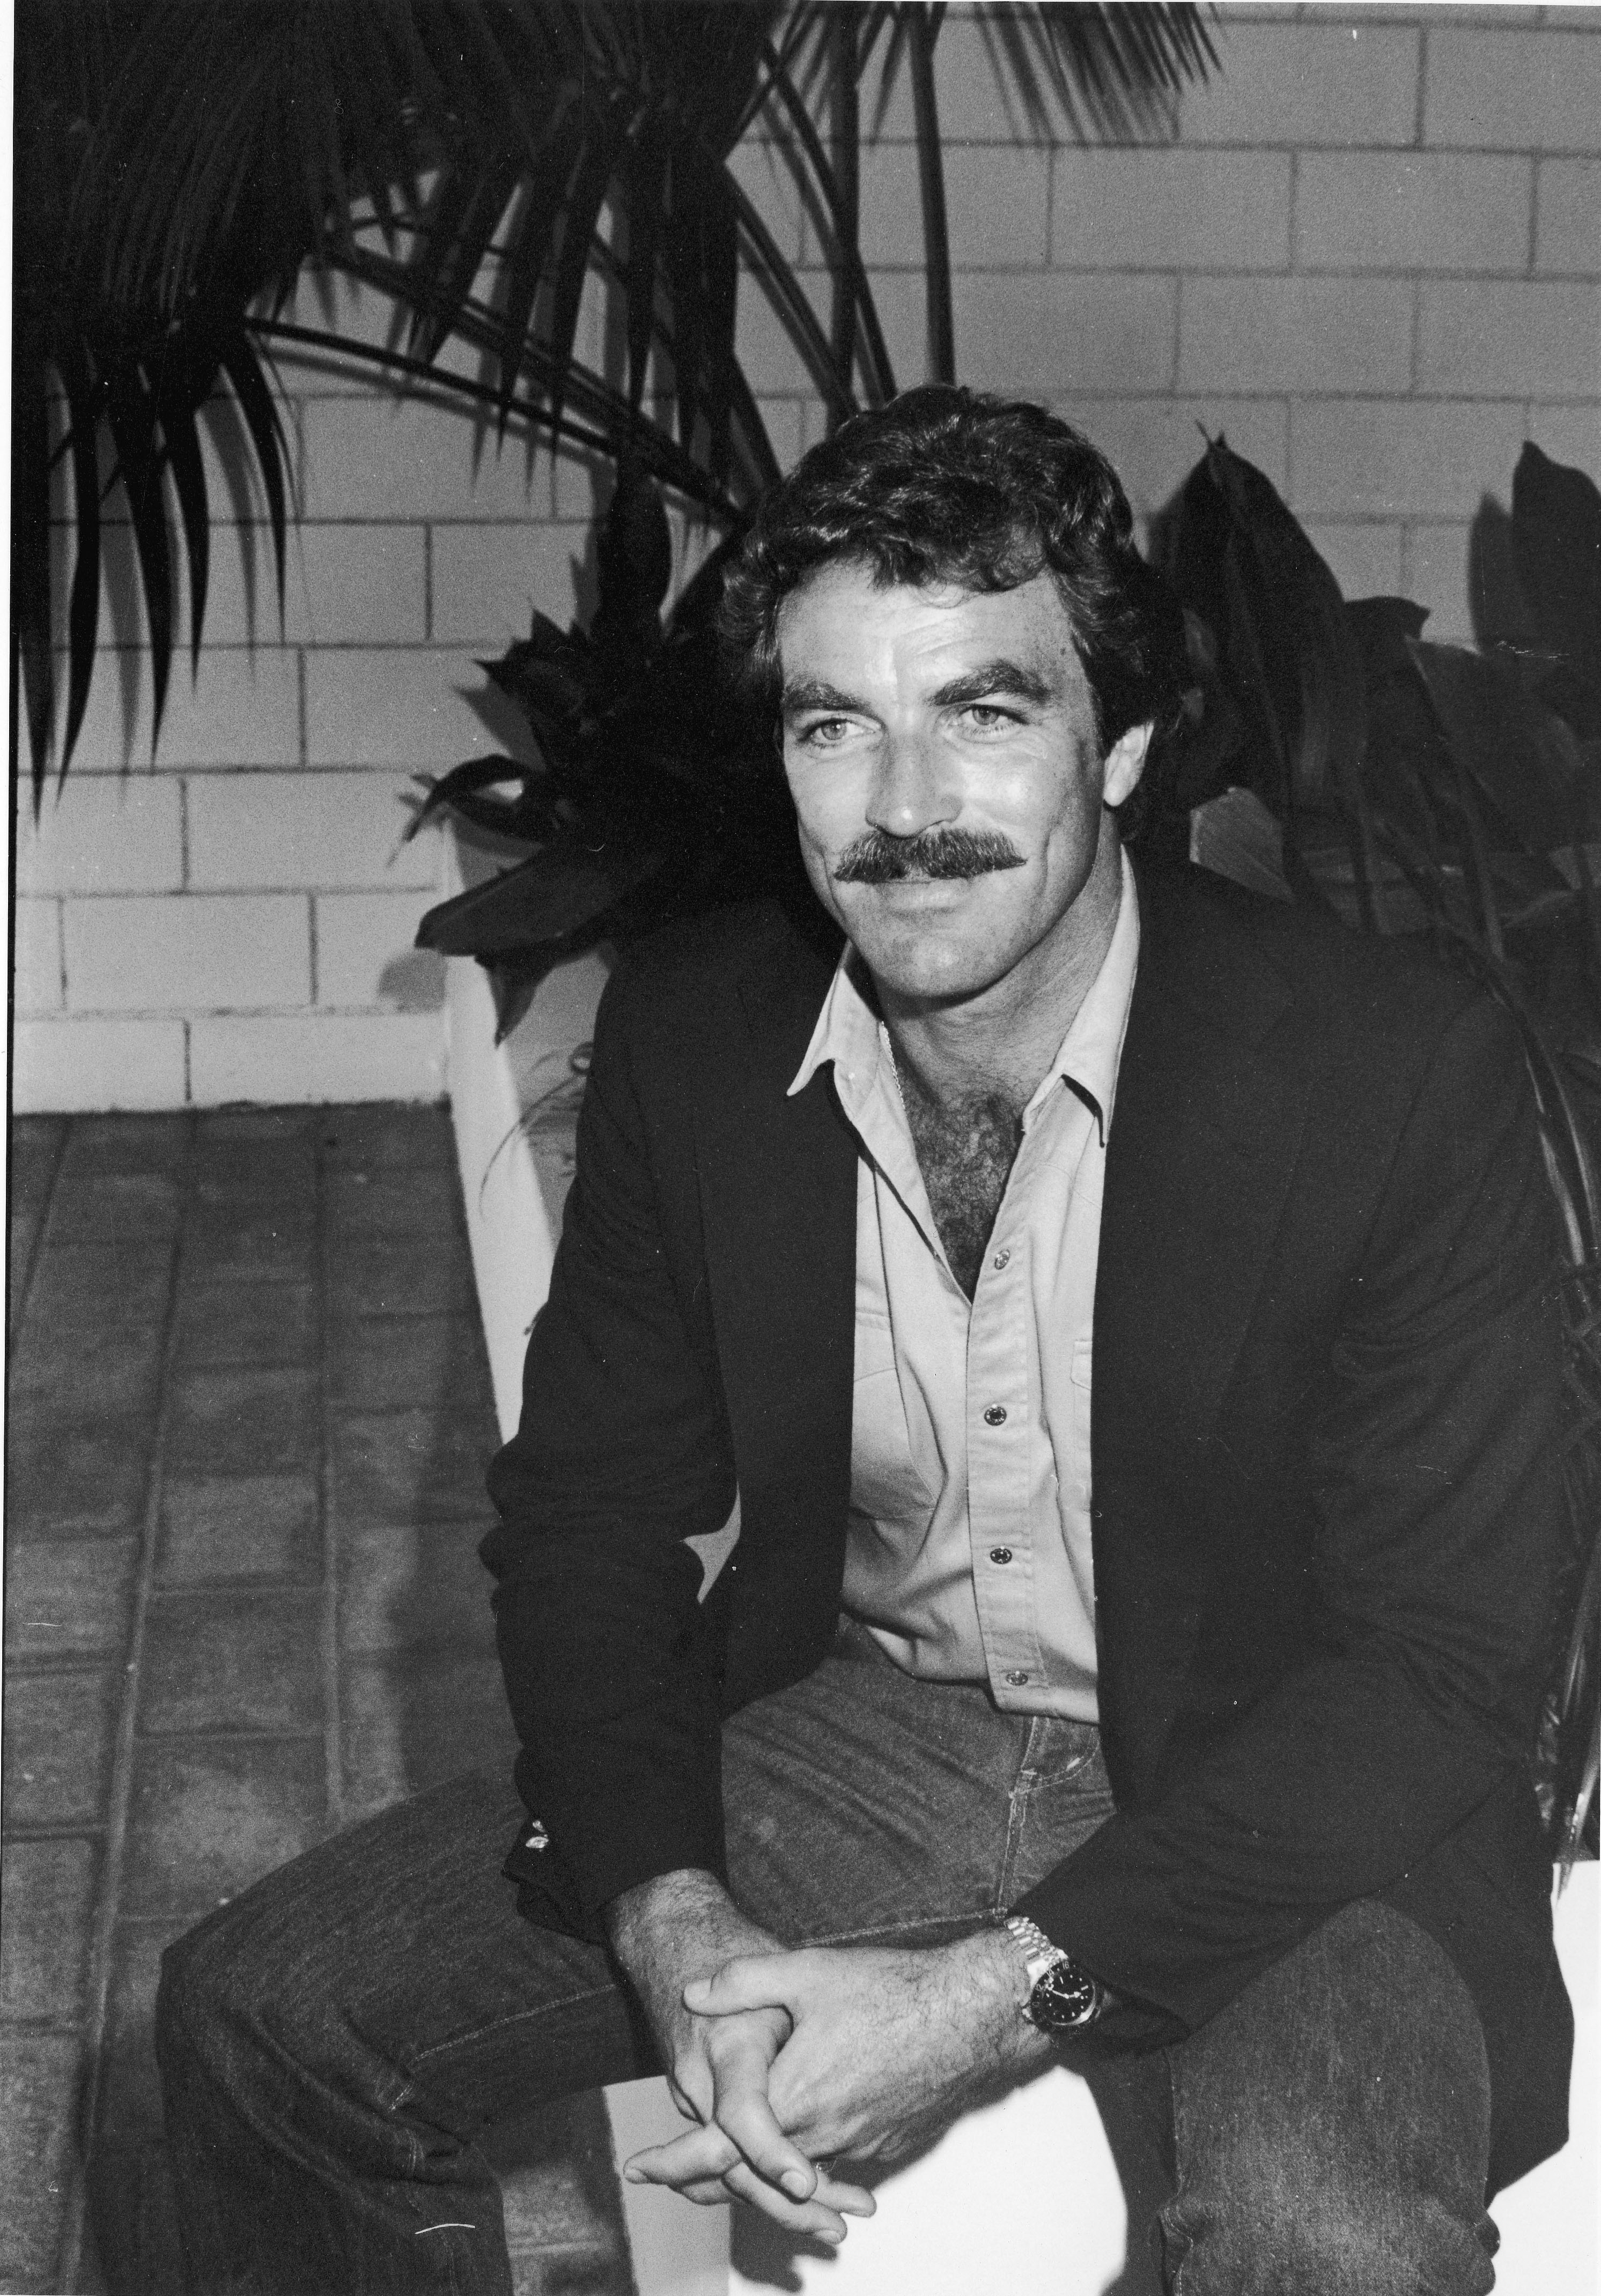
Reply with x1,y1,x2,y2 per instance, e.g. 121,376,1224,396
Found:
780,657,1056,719
781,677,863,717
931,658,1055,708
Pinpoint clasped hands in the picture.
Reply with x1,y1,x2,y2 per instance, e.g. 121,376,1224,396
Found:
608,1870,1050,2247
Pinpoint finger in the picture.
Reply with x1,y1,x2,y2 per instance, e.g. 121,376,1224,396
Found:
811,2167,876,2219
711,2065,818,2201
719,2157,850,2244
684,1955,799,2020
677,2176,736,2209
666,2167,868,2222
625,2125,741,2191
627,2137,872,2227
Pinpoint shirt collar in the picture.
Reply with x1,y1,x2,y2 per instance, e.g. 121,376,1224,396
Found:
788,846,1141,1145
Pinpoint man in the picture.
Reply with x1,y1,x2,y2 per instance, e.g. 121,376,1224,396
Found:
158,388,1572,2294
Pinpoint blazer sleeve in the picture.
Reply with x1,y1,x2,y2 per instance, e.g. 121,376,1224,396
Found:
480,957,739,1936
1015,992,1569,2046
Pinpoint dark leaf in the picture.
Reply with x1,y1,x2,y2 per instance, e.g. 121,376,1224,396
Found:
490,98,586,434
621,127,670,420
479,623,593,749
1467,496,1539,656
218,336,290,621
404,755,560,847
721,161,854,426
56,349,104,772
591,465,674,664
1345,595,1430,669
1206,438,1368,822
1512,442,1601,687
544,120,626,450
697,155,749,483
1406,639,1598,852
12,342,56,796
1167,680,1252,819
101,361,174,752
410,137,525,369
156,384,212,672
415,836,663,957
488,951,568,1046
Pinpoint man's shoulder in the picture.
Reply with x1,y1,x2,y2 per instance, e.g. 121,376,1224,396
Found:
601,897,843,1041
1140,859,1493,1058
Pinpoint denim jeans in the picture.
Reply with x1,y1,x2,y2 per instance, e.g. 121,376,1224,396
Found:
157,1619,1496,2294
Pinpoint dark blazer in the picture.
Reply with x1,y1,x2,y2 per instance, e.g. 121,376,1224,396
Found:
483,860,1573,2192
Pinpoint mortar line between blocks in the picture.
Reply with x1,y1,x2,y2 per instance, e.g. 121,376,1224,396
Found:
1413,24,1428,151
317,1119,344,1831
57,1108,198,2296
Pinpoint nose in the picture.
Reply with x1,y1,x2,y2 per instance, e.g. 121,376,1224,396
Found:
865,729,961,842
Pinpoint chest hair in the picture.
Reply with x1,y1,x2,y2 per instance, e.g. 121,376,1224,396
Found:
897,1075,1024,1300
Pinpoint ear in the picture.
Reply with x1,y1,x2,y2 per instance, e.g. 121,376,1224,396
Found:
1103,722,1152,810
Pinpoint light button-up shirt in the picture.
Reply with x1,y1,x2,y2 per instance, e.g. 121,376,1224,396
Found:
787,851,1141,1719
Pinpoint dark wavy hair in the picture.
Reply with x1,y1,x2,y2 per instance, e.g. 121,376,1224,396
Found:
719,386,1188,768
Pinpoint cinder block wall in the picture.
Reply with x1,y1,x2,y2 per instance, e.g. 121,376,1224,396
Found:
13,4,1599,1112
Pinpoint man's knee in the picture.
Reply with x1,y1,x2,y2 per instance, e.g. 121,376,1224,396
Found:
1154,1904,1498,2294
1158,2148,1497,2295
158,1904,275,2092
156,1891,344,2116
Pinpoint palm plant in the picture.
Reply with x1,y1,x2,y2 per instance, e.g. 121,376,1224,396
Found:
13,0,1214,791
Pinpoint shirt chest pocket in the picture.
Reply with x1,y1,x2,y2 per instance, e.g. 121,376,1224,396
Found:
851,1311,936,1524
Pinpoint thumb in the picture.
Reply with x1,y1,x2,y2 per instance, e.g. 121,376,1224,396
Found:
683,1953,800,2019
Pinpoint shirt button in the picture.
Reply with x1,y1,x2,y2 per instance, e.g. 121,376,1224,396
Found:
984,1404,1008,1427
1006,1670,1030,1686
988,1546,1014,1565
992,1248,1010,1270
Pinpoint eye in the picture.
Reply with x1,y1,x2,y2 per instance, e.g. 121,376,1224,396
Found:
793,715,855,749
954,703,1017,735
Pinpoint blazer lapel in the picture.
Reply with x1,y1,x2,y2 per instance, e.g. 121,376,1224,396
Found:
694,927,859,1525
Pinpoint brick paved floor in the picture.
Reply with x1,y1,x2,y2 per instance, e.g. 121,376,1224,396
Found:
3,1106,632,2296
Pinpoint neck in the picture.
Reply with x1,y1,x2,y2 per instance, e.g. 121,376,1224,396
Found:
876,827,1124,1114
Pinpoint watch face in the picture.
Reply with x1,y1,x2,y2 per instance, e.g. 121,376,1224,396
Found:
1029,1958,1102,2033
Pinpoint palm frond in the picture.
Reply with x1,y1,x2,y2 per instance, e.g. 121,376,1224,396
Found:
15,0,1216,776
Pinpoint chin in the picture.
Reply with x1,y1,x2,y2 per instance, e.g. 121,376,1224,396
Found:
857,931,1012,1006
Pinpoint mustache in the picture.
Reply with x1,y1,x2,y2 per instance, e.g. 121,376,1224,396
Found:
831,827,1027,884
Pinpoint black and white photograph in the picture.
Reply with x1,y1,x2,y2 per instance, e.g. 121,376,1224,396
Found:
4,4,1598,2291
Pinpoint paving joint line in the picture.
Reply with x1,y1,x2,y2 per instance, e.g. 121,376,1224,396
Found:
9,1117,72,1352
57,1111,198,2296
316,1116,345,1836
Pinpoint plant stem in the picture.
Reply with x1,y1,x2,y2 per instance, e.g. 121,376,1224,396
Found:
827,11,859,428
757,40,897,405
1451,758,1506,964
1568,833,1601,1019
907,6,955,382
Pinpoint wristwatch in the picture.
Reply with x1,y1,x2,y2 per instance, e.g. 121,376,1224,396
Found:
999,1913,1109,2033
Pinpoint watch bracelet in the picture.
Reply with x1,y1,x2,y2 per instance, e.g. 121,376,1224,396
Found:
997,1912,1107,2031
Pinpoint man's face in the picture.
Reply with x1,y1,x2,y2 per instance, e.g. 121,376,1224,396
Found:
777,561,1149,1008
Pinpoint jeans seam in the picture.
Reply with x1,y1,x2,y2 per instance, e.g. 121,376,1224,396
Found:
994,1715,1053,1908
1163,2039,1186,2296
785,1914,980,1952
407,1981,623,2070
